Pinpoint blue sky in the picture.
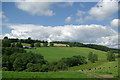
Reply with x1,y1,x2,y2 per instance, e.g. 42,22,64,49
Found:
1,1,119,48
2,2,118,33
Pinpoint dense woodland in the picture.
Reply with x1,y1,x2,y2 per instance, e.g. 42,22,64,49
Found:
2,36,119,72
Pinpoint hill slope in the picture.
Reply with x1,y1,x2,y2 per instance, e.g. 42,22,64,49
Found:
27,47,107,62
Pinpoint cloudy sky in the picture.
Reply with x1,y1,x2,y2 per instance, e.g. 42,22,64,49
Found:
1,0,120,48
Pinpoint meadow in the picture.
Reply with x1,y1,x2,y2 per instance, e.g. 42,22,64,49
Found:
2,46,118,78
2,71,90,78
27,47,107,62
68,60,119,78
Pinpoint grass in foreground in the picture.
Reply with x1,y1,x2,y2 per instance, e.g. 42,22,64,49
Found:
68,60,107,71
2,71,90,78
68,59,118,78
27,47,107,62
91,60,118,76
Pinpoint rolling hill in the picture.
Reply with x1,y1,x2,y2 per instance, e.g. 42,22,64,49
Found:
27,47,107,62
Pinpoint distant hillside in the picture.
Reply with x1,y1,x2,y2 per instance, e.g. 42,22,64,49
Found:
27,47,107,62
3,37,120,53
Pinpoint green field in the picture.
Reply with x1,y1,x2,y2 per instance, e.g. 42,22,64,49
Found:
2,47,118,78
91,60,119,76
2,71,90,78
68,60,108,71
27,47,107,62
22,43,31,47
68,59,119,78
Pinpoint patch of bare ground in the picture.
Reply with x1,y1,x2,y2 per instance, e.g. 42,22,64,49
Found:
100,75,113,78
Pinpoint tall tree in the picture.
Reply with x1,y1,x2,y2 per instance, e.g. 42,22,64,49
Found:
88,52,98,63
43,41,48,47
107,51,116,61
11,43,16,47
50,42,54,47
34,42,41,47
16,42,23,48
30,43,34,47
2,37,11,47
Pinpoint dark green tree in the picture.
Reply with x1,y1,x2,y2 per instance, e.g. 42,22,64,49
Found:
13,52,46,71
88,52,93,61
94,54,98,61
34,42,40,47
4,36,8,39
11,43,16,47
88,52,98,63
16,42,23,48
50,42,54,47
30,43,34,47
107,51,116,61
43,41,48,47
2,37,11,47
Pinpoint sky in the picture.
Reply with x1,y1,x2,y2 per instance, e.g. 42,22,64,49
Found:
0,0,120,48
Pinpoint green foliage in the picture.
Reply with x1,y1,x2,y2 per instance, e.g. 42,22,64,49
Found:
30,43,34,47
34,42,41,47
60,55,87,67
41,64,49,72
2,47,26,55
26,63,42,72
88,52,98,63
11,43,16,47
13,52,46,71
2,38,11,47
2,67,8,71
50,42,54,47
107,51,116,61
43,41,48,47
15,42,23,48
4,36,8,39
2,55,10,68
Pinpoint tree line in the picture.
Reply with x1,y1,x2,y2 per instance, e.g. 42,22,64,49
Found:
2,36,120,54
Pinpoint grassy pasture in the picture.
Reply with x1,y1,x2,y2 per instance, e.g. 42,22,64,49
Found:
68,59,118,77
91,60,119,76
22,43,31,47
68,60,108,71
2,71,90,78
27,47,107,62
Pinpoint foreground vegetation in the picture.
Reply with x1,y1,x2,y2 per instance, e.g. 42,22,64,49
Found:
2,71,90,78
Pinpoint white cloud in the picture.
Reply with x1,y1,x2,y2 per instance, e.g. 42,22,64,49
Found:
16,1,55,16
76,10,85,16
3,24,118,48
110,19,120,28
89,0,118,20
65,16,72,23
